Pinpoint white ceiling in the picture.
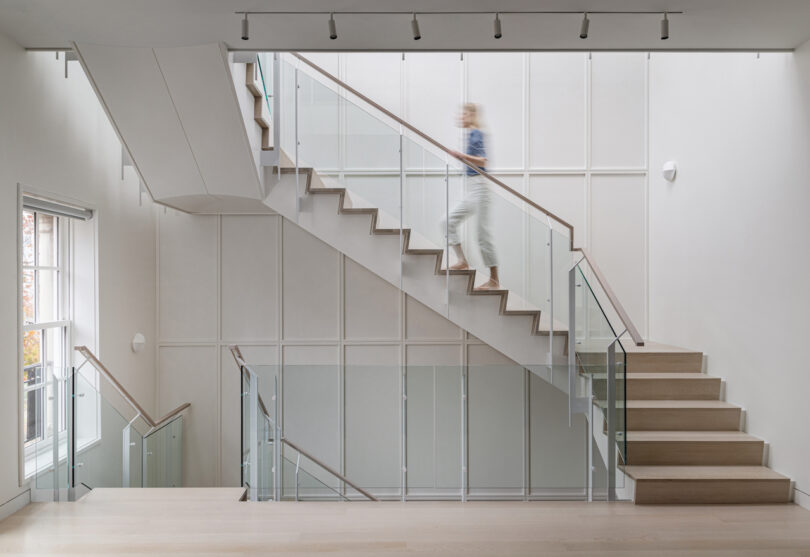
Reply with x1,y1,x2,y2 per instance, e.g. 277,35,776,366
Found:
2,0,810,51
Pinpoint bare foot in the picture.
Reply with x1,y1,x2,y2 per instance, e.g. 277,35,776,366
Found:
449,262,470,271
475,279,501,291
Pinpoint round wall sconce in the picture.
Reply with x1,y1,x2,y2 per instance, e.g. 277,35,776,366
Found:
662,161,677,182
131,333,146,353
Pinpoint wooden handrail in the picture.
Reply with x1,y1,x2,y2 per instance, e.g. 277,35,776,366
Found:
228,345,272,422
290,53,644,345
73,346,191,428
290,52,576,249
575,249,644,346
281,437,378,502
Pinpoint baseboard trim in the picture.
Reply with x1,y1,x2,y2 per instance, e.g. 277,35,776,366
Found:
0,489,31,521
793,486,810,511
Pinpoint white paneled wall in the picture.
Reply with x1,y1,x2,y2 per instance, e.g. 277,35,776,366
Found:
294,51,650,335
157,212,584,497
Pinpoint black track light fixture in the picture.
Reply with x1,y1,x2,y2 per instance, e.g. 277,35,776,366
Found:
241,13,249,41
328,13,337,40
579,13,589,39
411,13,421,40
494,13,502,39
661,12,669,40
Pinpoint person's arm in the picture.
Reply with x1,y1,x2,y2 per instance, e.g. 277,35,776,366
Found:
460,153,487,168
452,130,487,168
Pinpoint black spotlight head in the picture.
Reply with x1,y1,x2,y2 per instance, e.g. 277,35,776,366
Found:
329,14,337,40
411,15,421,40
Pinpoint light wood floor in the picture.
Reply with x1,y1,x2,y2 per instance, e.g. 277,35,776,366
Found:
2,488,810,556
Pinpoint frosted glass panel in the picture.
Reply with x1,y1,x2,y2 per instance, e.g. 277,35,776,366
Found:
591,53,646,168
467,53,524,169
529,53,587,168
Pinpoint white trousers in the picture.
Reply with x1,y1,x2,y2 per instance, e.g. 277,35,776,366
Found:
441,176,498,268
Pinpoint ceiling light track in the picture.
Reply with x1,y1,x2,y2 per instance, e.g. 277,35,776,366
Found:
235,10,681,42
234,10,684,16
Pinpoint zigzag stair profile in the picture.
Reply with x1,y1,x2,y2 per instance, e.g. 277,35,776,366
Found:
245,61,274,152
239,59,790,505
271,165,556,344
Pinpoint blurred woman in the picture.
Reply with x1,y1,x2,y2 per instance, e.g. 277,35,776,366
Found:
444,103,499,290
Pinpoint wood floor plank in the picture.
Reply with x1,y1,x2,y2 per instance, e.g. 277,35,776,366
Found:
1,489,808,554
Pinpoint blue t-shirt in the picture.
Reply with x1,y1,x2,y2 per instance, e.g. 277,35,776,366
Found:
466,128,486,175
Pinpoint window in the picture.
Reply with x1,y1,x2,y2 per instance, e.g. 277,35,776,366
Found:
21,208,71,478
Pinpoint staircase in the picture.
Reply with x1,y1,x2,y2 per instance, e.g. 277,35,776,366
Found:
615,346,792,504
246,54,792,505
70,43,793,505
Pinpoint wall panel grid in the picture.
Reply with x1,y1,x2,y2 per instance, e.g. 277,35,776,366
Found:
157,213,587,497
298,51,649,335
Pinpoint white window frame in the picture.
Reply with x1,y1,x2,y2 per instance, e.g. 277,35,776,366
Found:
19,199,100,482
21,209,71,479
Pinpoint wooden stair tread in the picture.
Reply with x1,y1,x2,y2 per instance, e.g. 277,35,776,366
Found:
590,372,714,380
626,400,737,409
595,400,737,410
624,341,701,354
626,431,761,442
624,465,787,481
625,373,716,380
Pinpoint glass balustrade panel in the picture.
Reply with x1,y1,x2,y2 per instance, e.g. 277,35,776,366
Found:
72,372,142,489
143,416,183,488
574,264,627,496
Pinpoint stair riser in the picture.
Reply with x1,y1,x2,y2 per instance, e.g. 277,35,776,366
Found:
628,379,720,400
591,379,624,401
627,408,741,431
592,378,721,400
626,352,703,373
627,442,764,465
634,479,791,504
629,378,720,400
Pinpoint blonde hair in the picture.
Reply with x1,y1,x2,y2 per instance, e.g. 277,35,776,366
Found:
462,102,482,129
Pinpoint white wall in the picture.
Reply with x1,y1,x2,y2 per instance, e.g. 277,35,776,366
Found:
648,43,810,501
295,51,650,336
156,211,586,497
0,33,157,516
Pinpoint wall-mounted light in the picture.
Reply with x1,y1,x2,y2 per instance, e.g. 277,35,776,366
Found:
131,333,146,353
661,12,669,40
580,13,590,39
494,13,502,39
662,161,677,182
328,13,337,40
241,13,249,41
411,13,421,40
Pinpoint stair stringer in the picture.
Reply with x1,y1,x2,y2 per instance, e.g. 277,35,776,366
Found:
264,167,569,390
